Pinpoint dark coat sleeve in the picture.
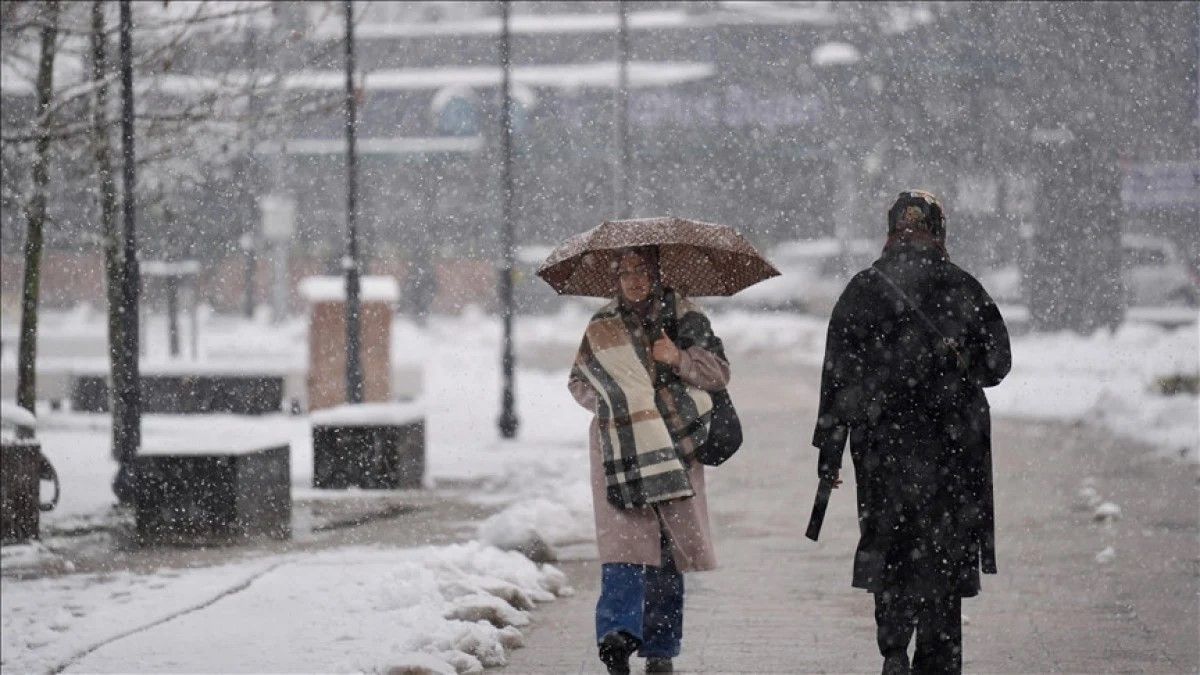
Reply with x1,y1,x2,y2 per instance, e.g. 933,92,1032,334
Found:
812,276,869,481
959,278,1012,388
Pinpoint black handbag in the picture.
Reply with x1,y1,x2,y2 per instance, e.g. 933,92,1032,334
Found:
694,387,742,466
658,291,743,466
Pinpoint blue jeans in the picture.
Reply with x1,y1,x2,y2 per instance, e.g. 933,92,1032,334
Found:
595,533,685,658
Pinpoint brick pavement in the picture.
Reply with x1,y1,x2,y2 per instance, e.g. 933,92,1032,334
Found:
503,354,1199,674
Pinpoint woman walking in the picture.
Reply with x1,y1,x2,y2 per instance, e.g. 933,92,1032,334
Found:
568,245,731,675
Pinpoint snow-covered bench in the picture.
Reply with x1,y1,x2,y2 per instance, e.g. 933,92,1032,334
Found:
70,361,288,415
310,402,425,490
134,429,291,545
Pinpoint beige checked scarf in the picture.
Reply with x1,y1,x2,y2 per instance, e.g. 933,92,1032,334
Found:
573,290,715,509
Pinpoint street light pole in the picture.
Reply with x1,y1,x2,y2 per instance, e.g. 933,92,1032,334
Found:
497,0,519,438
614,0,632,219
113,0,141,503
343,0,364,404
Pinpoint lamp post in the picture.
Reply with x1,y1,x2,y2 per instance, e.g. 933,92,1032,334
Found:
497,0,519,438
112,0,142,503
343,0,364,404
613,0,631,219
239,232,256,319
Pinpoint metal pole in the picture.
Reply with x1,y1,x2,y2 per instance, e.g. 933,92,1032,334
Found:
166,273,179,358
242,237,256,318
189,283,198,360
614,0,632,219
343,0,364,404
497,0,519,438
114,0,141,502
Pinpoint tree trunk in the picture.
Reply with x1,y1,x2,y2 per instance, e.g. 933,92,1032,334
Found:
91,0,127,461
15,0,59,429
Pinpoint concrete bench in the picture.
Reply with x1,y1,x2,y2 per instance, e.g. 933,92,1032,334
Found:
310,402,425,490
133,434,291,545
72,370,285,415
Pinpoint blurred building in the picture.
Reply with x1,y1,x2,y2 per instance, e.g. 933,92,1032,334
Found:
1,1,1196,317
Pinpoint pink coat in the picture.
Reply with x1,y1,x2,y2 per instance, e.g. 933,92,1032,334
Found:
569,346,731,572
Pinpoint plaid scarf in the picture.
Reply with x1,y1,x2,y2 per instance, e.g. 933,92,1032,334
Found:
573,289,716,509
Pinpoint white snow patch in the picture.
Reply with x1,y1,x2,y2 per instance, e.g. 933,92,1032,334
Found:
811,41,861,66
989,321,1199,463
1,401,37,436
1093,502,1122,522
0,541,65,570
381,652,459,675
476,494,593,560
298,275,400,303
309,401,426,426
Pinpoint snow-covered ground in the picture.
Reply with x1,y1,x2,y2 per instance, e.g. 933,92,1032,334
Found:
1,304,1196,672
2,307,594,674
3,543,570,674
988,320,1199,463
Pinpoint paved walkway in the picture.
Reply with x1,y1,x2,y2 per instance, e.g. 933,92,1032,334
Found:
503,354,1199,674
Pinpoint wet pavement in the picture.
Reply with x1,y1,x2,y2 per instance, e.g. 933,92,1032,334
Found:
502,353,1200,674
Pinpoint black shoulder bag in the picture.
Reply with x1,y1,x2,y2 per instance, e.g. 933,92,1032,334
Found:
660,293,743,466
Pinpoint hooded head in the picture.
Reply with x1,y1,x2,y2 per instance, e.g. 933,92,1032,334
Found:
885,189,947,256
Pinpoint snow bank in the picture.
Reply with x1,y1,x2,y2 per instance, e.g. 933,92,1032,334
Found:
2,543,570,674
990,322,1199,463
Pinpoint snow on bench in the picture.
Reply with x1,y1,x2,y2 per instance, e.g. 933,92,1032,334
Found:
134,423,292,544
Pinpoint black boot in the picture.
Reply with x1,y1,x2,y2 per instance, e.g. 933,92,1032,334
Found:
598,631,639,675
646,656,673,673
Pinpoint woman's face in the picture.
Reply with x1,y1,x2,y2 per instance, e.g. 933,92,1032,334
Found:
617,252,654,304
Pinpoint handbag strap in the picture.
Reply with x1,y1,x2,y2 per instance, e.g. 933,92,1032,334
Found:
870,266,967,370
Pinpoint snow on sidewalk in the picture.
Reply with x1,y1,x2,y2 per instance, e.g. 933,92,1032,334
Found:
2,543,571,674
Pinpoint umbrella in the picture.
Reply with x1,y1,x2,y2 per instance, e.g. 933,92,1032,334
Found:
536,217,779,297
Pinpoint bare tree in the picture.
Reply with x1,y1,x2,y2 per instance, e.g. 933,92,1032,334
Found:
89,0,130,467
15,0,59,424
2,1,352,264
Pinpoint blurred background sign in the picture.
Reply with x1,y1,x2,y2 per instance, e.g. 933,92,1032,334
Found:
1120,161,1200,210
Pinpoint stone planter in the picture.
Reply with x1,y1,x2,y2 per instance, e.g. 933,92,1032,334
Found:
134,442,291,545
311,402,425,490
72,373,285,415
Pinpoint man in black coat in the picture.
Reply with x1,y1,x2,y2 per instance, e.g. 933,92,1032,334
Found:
812,190,1011,675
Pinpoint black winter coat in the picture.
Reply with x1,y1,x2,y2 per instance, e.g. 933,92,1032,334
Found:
813,242,1011,597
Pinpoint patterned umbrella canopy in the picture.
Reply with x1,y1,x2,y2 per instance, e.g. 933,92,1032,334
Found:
536,217,779,297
